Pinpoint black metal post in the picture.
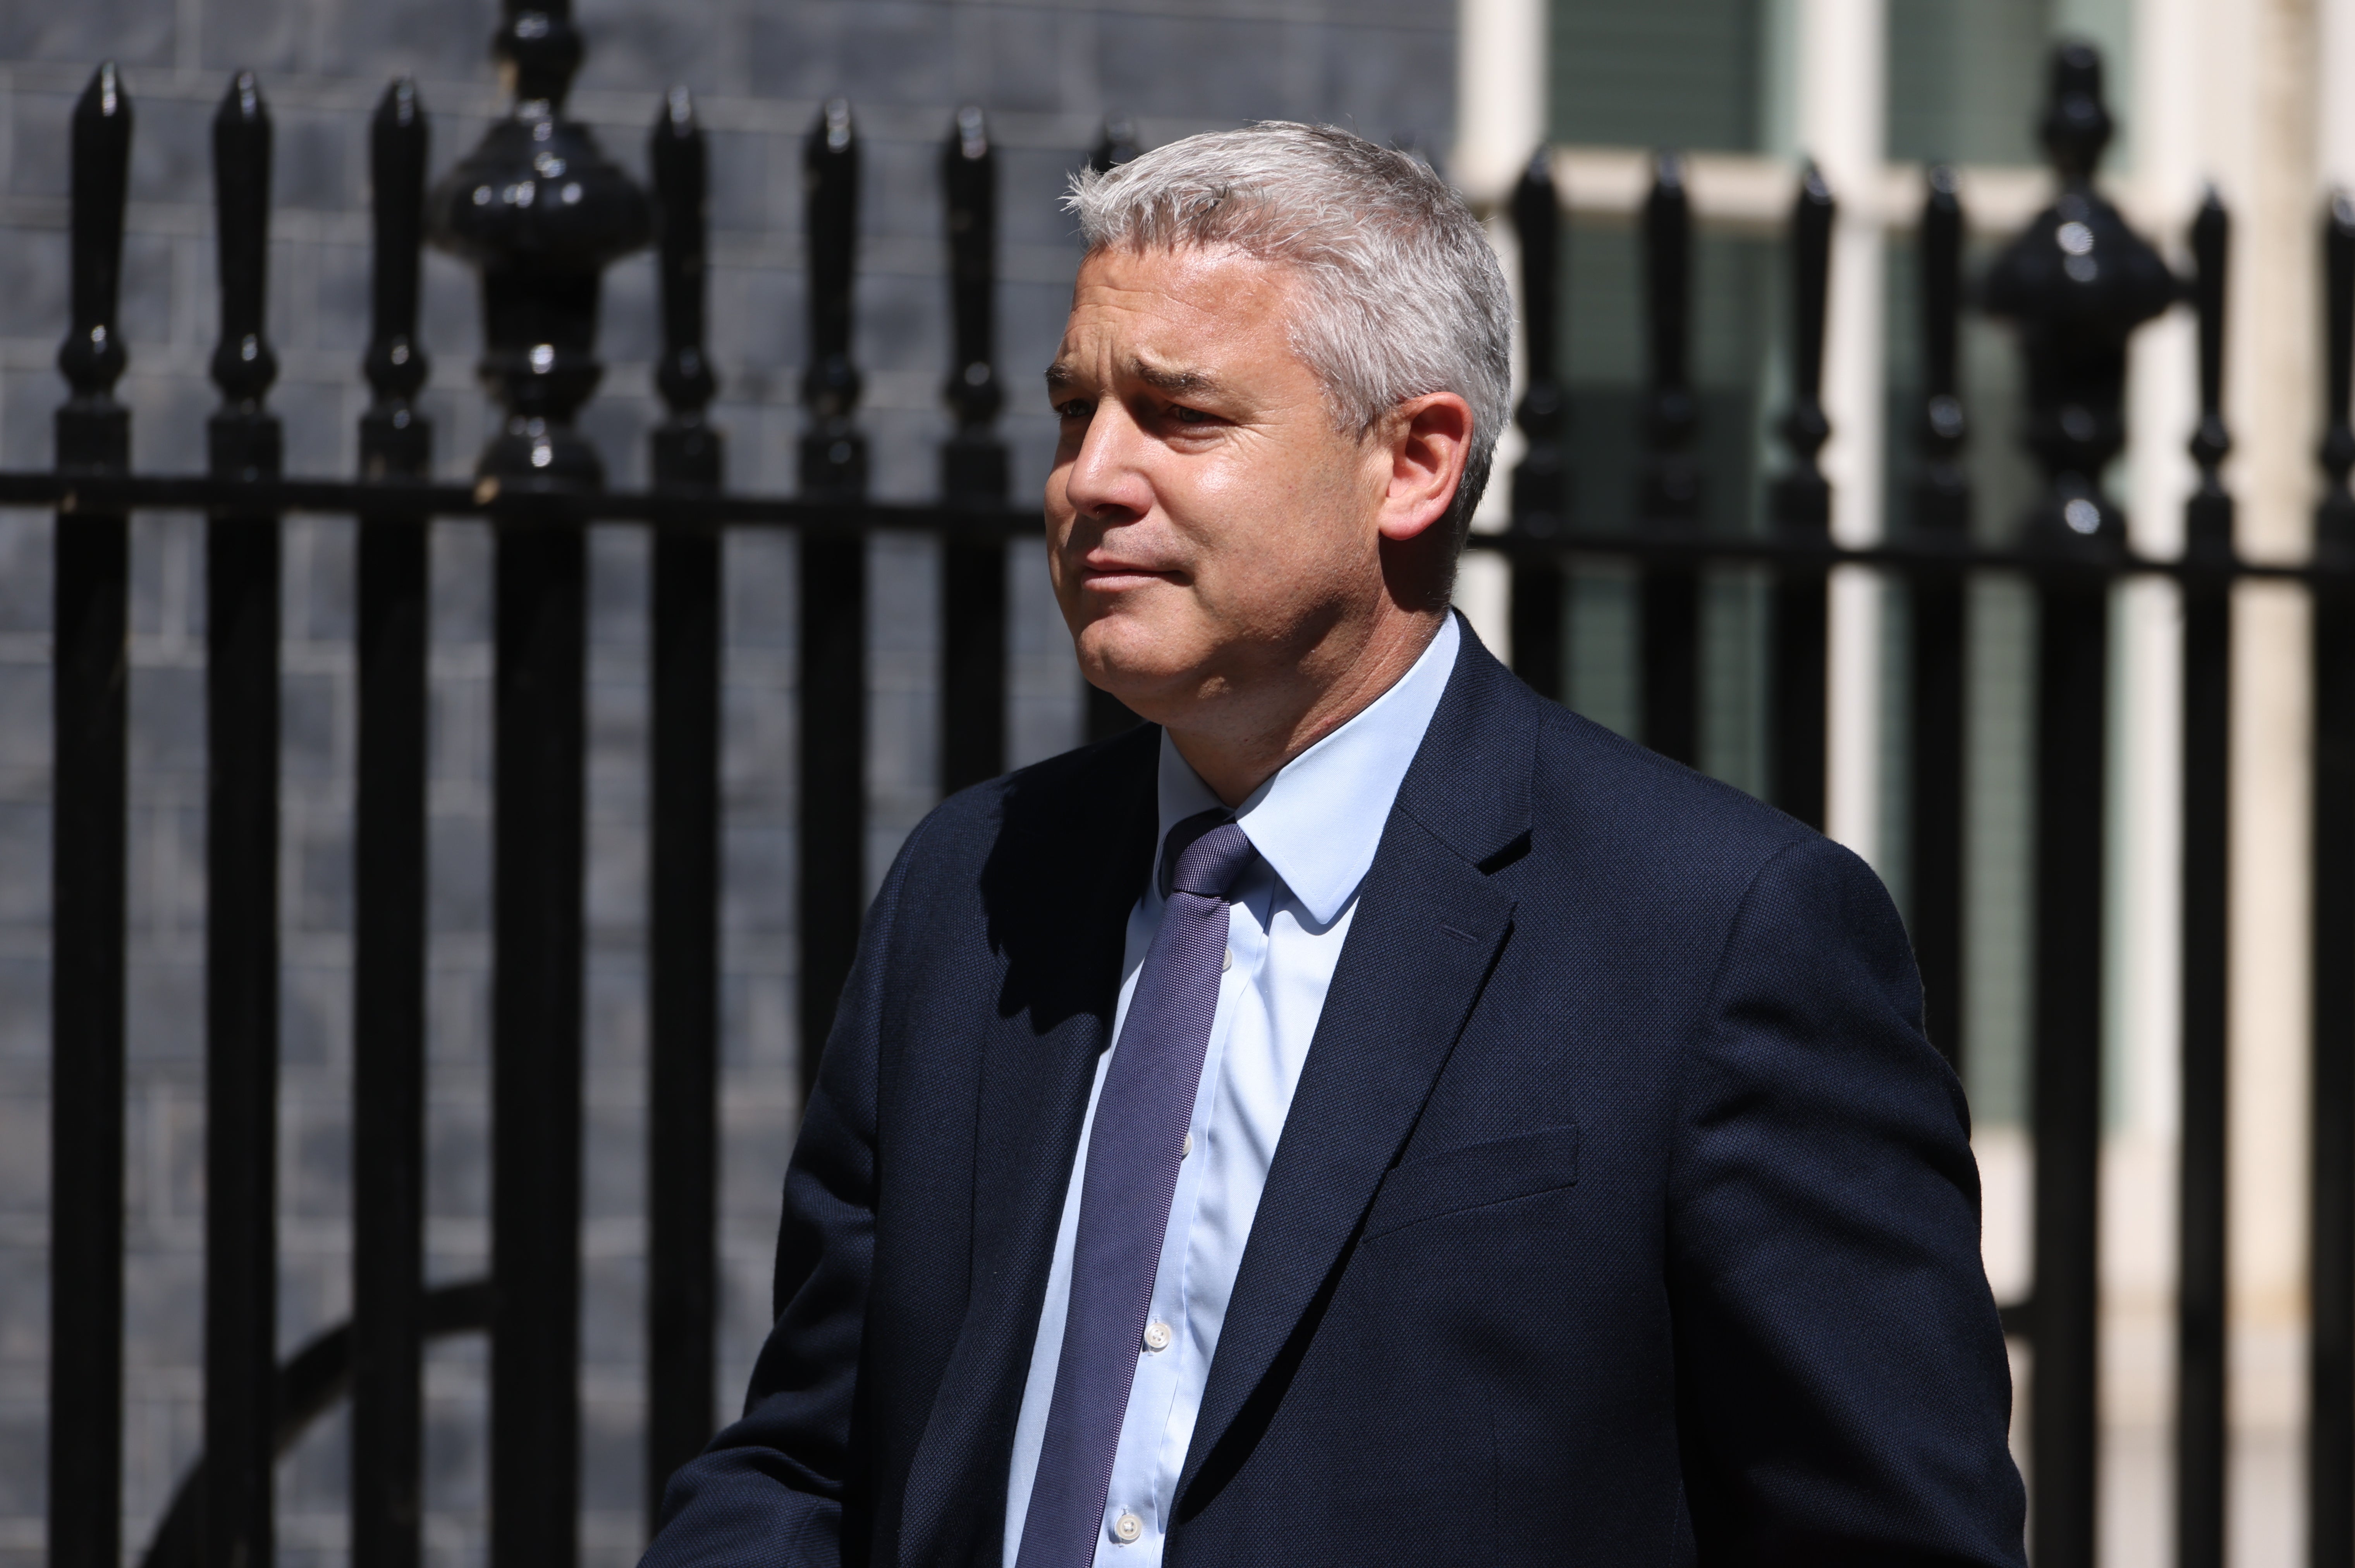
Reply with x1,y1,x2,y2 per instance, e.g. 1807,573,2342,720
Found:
425,7,649,1563
1982,44,2175,1568
1639,151,1701,766
2176,185,2233,1568
353,75,432,1568
647,84,723,1519
942,105,1009,790
1509,146,1568,702
48,60,131,1568
1768,162,1834,828
2313,187,2355,1568
203,68,284,1568
1908,165,1971,1070
2027,551,2110,1568
799,98,866,1102
1084,120,1145,744
488,512,587,1568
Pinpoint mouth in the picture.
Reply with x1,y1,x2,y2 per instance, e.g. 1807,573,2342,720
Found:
1078,564,1182,591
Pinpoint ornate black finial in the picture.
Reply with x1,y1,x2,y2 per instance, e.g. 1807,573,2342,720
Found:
651,86,721,492
2321,193,2355,567
1771,160,1835,535
2040,41,2113,186
426,0,652,489
1091,116,1140,174
495,0,584,112
942,105,1006,503
1510,145,1568,539
210,70,281,481
2186,189,2233,566
1912,165,1971,536
57,62,132,475
1640,150,1698,527
800,99,865,500
1981,40,2174,554
362,78,431,480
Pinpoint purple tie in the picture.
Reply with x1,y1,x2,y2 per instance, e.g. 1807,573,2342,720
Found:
1015,811,1257,1568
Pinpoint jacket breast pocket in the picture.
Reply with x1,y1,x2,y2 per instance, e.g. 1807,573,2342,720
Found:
1360,1122,1581,1243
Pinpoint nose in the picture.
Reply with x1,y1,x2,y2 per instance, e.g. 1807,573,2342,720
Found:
1061,399,1152,524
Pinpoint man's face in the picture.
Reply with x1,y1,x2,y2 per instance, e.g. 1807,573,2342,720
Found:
1044,244,1398,723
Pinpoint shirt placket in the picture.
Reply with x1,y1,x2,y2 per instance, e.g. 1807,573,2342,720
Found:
1122,871,1281,1561
1161,875,1277,1546
1100,878,1260,1561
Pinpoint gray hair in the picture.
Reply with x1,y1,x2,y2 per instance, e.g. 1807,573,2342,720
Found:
1065,122,1514,548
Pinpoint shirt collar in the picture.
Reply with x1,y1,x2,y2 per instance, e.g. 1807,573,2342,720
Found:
1152,613,1461,926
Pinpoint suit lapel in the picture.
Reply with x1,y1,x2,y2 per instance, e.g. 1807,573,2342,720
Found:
896,727,1161,1566
1176,633,1539,1513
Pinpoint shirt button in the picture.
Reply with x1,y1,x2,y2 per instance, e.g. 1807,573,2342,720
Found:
1222,946,1233,971
1113,1512,1143,1544
1182,1131,1192,1159
1142,1320,1173,1353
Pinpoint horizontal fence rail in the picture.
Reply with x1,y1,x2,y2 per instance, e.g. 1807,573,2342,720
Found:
15,14,2355,1568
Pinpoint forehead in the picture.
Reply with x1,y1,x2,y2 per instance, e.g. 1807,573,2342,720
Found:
1055,245,1303,371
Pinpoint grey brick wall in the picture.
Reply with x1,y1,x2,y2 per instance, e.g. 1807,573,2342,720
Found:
0,2,1455,1565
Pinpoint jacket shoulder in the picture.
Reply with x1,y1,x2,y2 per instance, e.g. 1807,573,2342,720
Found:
1523,693,1846,902
1413,624,1827,901
900,722,1161,875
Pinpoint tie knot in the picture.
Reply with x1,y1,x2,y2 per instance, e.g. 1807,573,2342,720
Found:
1159,812,1255,901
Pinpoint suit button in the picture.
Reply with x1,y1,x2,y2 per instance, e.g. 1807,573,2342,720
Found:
1142,1320,1173,1353
1113,1512,1143,1544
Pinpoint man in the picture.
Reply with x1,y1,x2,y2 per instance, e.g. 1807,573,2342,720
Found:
644,122,2025,1566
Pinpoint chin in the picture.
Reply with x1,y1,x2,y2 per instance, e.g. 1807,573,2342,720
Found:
1075,614,1202,718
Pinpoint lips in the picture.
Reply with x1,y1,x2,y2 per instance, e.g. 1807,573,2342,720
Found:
1078,562,1181,589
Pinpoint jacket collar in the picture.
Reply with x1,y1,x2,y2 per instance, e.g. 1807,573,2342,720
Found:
1392,610,1537,869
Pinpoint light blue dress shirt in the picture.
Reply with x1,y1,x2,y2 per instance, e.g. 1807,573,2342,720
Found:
1002,615,1462,1567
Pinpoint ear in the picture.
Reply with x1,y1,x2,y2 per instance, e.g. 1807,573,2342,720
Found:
1373,391,1476,543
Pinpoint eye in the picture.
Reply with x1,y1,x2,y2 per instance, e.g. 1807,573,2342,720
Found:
1055,397,1095,420
1170,404,1212,425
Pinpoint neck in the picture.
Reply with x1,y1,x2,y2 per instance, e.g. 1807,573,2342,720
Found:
1164,606,1446,806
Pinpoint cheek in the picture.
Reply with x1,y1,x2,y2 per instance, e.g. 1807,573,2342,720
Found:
1212,437,1367,543
1183,447,1372,613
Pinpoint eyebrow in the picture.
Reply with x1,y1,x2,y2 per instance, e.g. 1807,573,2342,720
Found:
1131,360,1217,397
1040,358,1222,398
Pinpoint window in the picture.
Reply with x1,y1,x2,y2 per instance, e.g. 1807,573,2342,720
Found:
1886,0,2053,167
1551,0,1765,153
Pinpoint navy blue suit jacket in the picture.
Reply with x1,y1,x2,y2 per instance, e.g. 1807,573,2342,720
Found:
644,629,2027,1566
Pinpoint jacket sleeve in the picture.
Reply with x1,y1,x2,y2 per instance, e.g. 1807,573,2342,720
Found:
638,824,923,1568
1665,835,2027,1566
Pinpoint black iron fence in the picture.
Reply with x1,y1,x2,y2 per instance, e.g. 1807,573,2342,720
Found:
17,11,2355,1568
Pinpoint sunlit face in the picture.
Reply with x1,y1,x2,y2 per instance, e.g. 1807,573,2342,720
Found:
1043,244,1400,725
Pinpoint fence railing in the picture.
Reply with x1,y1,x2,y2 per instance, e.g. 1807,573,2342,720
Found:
16,12,2355,1568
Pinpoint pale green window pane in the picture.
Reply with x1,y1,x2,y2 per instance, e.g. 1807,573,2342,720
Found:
1566,566,1638,740
1963,576,2037,1128
1550,0,1764,152
1886,0,2052,166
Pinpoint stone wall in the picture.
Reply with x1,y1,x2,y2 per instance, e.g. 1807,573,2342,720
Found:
0,2,1455,1565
